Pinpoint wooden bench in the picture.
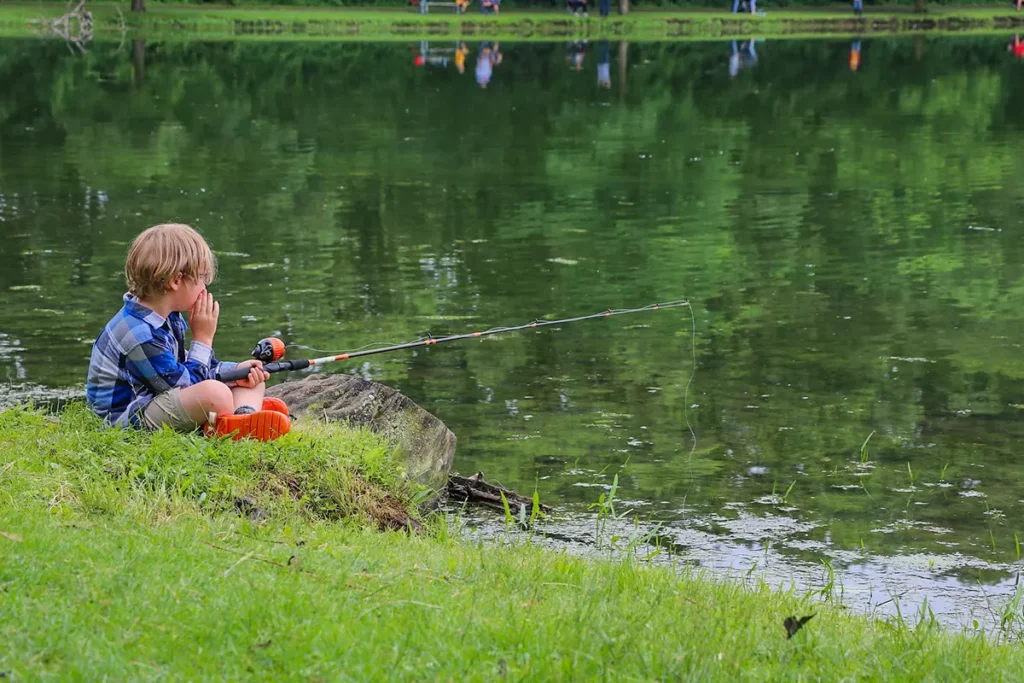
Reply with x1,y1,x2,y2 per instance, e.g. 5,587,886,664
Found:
416,0,469,13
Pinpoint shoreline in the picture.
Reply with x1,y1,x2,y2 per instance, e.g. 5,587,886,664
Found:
4,3,1024,40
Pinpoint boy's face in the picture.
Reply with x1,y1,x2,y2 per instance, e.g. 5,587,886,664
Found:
168,272,210,311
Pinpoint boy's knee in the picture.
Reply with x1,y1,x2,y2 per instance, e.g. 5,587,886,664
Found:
184,380,233,414
198,379,232,402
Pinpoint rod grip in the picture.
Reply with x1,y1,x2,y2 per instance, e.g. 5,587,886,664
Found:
216,359,311,383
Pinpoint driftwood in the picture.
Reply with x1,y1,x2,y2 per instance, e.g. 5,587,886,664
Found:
446,472,552,517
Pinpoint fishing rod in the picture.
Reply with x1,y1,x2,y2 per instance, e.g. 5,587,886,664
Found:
215,299,690,383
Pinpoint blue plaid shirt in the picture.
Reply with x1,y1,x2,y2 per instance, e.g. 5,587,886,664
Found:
86,293,237,427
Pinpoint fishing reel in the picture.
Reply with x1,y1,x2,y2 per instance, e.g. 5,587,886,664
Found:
216,336,306,383
250,337,286,363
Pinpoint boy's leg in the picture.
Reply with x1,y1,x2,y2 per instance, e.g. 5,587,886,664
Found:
160,380,289,441
176,380,235,425
230,382,266,414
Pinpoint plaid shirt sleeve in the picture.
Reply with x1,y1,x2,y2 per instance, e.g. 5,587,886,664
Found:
124,324,208,393
126,319,238,393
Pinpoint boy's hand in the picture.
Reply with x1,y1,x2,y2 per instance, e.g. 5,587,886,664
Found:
189,292,219,346
233,359,270,389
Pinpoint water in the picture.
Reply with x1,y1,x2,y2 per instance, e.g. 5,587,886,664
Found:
4,35,1024,628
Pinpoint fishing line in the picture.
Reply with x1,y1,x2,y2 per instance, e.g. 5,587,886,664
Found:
682,298,699,509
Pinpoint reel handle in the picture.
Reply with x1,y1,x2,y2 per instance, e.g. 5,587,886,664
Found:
216,359,310,383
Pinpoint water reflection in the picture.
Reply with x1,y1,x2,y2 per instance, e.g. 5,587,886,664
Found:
476,41,504,87
4,36,1024,626
729,39,758,78
597,40,611,88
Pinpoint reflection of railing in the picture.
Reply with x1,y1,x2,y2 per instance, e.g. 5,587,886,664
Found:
415,40,464,68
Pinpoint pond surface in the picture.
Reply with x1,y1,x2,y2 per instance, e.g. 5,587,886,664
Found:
3,35,1024,628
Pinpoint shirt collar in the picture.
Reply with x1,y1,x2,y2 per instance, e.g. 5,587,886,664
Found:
122,292,169,329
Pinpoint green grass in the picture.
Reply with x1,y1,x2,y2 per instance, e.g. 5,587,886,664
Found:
5,2,1024,41
0,404,420,528
2,405,1024,679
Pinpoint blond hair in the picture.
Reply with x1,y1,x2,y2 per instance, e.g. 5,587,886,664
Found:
125,223,216,299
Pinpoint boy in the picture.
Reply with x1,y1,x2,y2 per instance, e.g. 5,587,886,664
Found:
86,223,291,441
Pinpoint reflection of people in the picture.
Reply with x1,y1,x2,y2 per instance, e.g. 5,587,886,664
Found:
567,41,587,71
1011,34,1024,58
475,41,503,87
597,39,611,88
455,42,469,74
849,40,861,71
728,40,758,78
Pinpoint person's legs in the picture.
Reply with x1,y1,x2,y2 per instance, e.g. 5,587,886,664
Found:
732,0,740,12
599,0,609,16
177,380,234,425
230,383,265,414
174,380,289,441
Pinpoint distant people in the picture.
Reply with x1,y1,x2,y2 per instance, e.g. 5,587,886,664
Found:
476,41,503,87
732,0,756,13
1010,35,1024,58
481,0,500,13
599,0,611,17
456,0,469,11
455,42,469,74
567,41,587,71
729,40,758,78
849,40,861,71
853,0,863,14
568,0,588,15
597,39,611,88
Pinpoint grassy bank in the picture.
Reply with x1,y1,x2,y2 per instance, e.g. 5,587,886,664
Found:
2,405,1024,679
4,2,1024,40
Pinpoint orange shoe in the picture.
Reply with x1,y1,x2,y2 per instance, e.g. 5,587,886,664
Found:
208,410,291,442
261,397,290,417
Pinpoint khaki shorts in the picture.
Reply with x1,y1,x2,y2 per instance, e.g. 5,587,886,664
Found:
141,388,203,432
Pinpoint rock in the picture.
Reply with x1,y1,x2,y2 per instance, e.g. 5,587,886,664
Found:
266,373,456,496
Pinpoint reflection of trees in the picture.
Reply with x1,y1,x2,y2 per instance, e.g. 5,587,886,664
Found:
4,38,1024,562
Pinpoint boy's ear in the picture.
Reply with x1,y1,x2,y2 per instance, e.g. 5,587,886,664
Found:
166,273,185,292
